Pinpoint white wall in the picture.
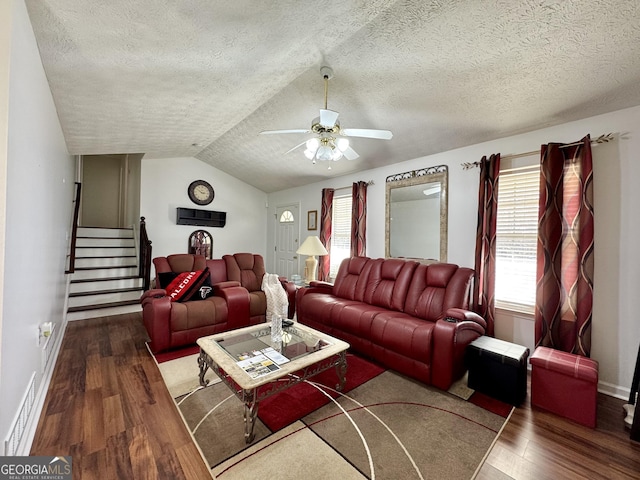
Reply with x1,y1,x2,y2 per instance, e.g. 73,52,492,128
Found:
267,105,640,398
140,156,268,269
0,0,74,452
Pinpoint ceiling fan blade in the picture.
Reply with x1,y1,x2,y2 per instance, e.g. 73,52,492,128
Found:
319,109,339,128
285,140,307,154
342,146,359,160
260,129,310,135
342,128,393,140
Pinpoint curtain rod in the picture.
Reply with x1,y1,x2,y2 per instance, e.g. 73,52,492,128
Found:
461,133,615,170
334,179,375,191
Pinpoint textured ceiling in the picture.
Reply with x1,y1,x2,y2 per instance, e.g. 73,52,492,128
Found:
25,0,640,192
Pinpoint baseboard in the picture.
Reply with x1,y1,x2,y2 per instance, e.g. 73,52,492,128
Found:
16,316,68,456
598,380,630,401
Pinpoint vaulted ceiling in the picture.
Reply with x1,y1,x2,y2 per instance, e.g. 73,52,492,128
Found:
25,0,640,192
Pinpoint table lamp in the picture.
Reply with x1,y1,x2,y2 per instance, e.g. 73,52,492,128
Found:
296,235,328,284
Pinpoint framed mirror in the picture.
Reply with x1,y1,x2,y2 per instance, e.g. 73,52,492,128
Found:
385,165,448,262
188,230,213,259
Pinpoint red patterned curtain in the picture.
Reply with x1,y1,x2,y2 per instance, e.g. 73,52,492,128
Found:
351,181,367,257
473,154,500,337
317,188,334,282
536,135,594,357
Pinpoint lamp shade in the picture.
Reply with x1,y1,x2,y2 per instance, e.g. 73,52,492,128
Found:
296,235,328,256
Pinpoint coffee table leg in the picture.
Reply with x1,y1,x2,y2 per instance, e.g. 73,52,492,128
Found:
197,351,210,387
243,389,259,443
335,351,348,391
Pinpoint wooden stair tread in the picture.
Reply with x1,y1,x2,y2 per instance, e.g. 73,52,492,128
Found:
67,299,140,312
69,287,143,298
74,265,137,270
71,275,141,284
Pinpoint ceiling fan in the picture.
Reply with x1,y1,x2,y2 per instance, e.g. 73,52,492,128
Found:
260,66,393,163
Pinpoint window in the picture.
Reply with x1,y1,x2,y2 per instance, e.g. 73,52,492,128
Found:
329,194,352,279
279,210,294,223
495,165,540,313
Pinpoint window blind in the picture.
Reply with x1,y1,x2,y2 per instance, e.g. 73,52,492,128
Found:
495,165,540,313
329,194,352,279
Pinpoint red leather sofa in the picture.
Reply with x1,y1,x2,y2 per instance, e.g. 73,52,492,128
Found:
141,253,295,353
296,256,489,390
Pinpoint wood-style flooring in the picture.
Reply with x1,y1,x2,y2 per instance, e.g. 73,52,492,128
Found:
30,313,640,479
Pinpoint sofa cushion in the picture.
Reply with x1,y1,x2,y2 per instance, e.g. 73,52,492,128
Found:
162,254,207,273
189,275,214,301
333,256,374,302
370,313,434,362
165,268,210,302
224,253,265,292
404,263,473,321
169,296,228,332
363,258,417,312
158,271,178,289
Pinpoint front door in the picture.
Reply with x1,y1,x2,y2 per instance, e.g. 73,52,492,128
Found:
274,204,300,279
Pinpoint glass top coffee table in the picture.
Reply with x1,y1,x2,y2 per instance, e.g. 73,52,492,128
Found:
197,322,349,443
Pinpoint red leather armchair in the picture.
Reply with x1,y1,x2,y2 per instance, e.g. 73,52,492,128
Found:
296,257,488,390
223,253,296,322
141,253,295,353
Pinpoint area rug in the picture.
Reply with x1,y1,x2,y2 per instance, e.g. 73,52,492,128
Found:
171,355,511,479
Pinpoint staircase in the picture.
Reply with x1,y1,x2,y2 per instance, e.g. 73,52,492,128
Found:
67,226,144,321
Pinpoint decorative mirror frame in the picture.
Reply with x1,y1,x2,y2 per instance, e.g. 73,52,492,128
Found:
188,230,213,259
385,165,448,262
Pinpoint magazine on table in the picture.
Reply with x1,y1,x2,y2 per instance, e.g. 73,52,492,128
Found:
235,347,290,379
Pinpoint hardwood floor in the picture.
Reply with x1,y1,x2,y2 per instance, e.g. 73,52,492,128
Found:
30,313,212,479
30,313,640,479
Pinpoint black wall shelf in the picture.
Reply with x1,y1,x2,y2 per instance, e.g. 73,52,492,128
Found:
176,207,226,227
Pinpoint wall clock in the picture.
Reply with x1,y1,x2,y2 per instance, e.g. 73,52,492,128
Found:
188,180,214,205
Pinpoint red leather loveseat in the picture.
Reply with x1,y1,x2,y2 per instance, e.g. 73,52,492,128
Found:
296,256,489,390
141,253,295,353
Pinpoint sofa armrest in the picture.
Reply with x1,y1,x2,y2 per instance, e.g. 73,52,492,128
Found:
213,280,241,291
279,278,297,319
431,316,486,390
215,285,250,330
140,288,167,303
445,308,487,330
141,294,172,353
296,282,334,303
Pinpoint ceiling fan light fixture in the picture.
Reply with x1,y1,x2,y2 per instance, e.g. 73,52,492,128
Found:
336,137,349,152
316,145,333,161
260,65,392,164
306,138,320,150
330,147,343,161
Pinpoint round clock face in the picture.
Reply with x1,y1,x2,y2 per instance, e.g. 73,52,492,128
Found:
188,180,214,205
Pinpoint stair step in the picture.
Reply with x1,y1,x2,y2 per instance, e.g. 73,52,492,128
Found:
68,288,142,308
71,275,140,284
72,266,139,280
66,302,142,321
67,299,141,312
75,256,137,268
76,246,136,257
77,227,134,238
76,237,136,247
69,287,142,298
70,277,143,293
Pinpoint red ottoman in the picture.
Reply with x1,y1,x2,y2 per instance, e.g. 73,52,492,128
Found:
530,346,599,428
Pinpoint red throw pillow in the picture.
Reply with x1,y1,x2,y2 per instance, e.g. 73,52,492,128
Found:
165,267,210,302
